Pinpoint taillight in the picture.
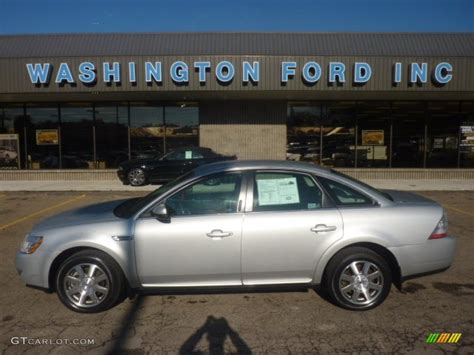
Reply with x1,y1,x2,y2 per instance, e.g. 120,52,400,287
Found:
429,213,448,239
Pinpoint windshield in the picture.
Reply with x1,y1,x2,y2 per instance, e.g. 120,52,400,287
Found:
329,169,394,201
114,171,195,218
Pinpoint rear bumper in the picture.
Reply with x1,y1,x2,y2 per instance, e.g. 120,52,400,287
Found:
389,236,457,278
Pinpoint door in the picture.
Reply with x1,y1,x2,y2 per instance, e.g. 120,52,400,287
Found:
242,171,343,285
134,172,245,287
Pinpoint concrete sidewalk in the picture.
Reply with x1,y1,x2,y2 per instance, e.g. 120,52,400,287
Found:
0,179,473,191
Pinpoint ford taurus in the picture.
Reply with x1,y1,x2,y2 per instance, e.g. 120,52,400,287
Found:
16,160,456,312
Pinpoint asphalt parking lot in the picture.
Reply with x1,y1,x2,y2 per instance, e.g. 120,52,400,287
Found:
0,191,473,354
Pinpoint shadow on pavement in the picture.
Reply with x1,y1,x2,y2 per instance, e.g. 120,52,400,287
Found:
180,315,252,355
109,295,145,354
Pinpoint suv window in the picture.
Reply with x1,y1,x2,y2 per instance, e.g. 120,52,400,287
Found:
165,173,242,216
318,177,374,206
253,172,323,212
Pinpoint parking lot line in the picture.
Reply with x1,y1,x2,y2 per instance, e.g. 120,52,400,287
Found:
0,194,87,231
444,204,474,218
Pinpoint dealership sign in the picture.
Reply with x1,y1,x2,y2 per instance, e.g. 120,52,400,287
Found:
26,60,453,86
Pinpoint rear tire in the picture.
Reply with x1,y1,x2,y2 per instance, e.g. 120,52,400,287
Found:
324,247,392,310
55,250,125,313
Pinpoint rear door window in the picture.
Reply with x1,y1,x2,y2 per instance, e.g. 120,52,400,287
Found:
253,172,323,212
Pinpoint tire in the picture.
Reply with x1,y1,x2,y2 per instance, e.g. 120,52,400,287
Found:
55,250,125,313
127,168,147,186
324,247,392,311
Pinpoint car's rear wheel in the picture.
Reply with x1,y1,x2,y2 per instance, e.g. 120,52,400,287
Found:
324,247,392,310
55,250,125,313
127,168,147,186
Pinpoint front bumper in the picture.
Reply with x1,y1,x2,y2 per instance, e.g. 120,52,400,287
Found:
117,169,128,184
389,236,457,278
16,250,51,289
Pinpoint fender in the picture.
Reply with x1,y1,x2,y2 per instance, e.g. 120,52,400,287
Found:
312,235,393,284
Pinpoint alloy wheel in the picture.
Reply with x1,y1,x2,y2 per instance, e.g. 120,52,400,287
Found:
63,263,110,308
338,260,384,306
128,168,146,186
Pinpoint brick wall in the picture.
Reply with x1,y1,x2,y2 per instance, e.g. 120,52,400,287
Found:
199,101,287,160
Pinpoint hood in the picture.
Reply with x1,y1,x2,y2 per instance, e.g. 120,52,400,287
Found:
381,190,437,205
32,199,127,232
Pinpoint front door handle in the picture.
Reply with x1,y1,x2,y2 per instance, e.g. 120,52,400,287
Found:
311,224,337,233
206,229,233,239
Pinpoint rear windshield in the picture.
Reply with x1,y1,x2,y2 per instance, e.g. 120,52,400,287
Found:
329,169,394,201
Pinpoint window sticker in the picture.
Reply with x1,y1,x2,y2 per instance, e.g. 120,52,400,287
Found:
185,151,193,159
307,203,318,209
257,177,300,205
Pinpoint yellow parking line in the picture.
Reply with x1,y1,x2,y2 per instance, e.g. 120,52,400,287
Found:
0,194,87,231
444,205,474,218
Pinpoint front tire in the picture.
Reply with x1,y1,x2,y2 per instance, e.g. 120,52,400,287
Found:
127,168,147,186
324,247,392,310
55,250,125,313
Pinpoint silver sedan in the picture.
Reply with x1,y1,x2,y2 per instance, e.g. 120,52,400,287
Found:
16,160,456,312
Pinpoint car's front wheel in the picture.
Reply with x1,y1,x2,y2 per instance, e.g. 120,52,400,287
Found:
55,250,125,313
324,247,392,310
127,168,147,186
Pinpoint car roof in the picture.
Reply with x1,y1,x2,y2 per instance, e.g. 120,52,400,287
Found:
193,160,332,176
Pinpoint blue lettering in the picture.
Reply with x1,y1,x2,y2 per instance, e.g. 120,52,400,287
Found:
354,62,372,83
329,62,346,83
393,62,402,84
145,62,162,83
410,63,428,83
281,62,297,82
103,62,121,83
128,62,136,83
55,63,74,83
170,61,189,83
216,61,235,83
302,62,321,83
78,62,96,84
434,62,453,84
242,61,260,82
194,61,210,83
26,63,51,84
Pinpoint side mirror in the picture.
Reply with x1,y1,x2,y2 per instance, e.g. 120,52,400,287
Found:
150,203,170,223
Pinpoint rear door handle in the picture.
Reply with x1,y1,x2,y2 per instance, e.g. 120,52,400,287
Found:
311,224,337,233
206,229,233,239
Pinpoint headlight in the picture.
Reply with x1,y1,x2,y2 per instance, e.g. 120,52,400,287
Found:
20,234,43,254
118,166,123,171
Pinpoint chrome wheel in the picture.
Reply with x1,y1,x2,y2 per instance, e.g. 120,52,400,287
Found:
338,260,384,306
63,263,110,308
128,168,146,186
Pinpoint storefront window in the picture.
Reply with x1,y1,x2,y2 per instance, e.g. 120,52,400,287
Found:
321,102,356,167
427,101,460,168
25,106,60,169
164,104,199,151
0,106,25,169
95,105,129,168
130,105,164,159
60,104,94,169
391,102,426,168
287,103,322,163
357,102,391,168
460,101,474,168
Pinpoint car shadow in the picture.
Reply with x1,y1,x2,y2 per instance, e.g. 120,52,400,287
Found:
179,315,252,355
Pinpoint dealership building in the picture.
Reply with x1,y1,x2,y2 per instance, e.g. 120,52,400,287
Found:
0,32,473,178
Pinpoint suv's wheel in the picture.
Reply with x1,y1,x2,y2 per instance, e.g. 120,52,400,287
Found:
127,168,147,186
56,250,125,313
324,247,392,310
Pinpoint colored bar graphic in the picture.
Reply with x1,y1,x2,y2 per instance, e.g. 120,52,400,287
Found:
426,333,462,344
